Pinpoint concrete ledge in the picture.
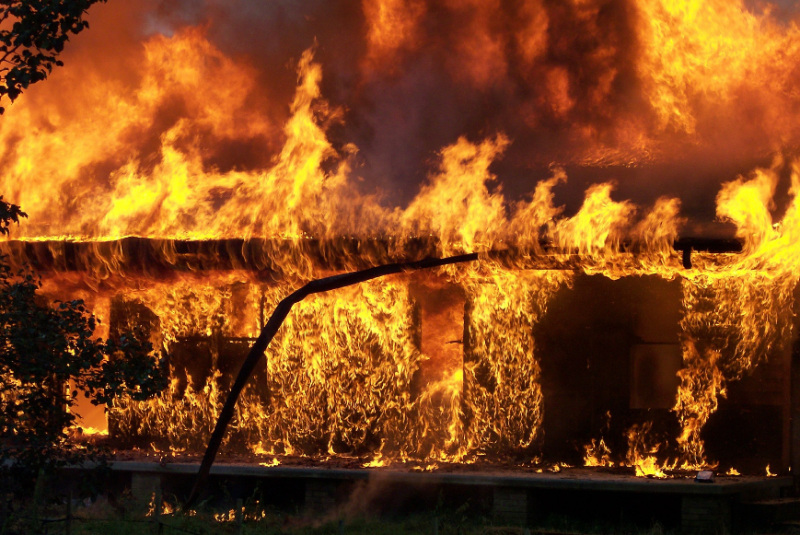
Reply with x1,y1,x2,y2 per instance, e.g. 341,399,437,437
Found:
78,462,791,497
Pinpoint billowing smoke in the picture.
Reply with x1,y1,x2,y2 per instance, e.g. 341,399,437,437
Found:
4,0,800,234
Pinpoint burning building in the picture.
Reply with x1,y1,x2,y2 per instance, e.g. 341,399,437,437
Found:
2,0,800,528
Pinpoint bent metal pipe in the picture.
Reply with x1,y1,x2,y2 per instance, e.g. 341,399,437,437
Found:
185,251,481,507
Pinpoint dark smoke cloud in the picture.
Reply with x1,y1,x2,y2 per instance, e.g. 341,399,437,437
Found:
747,0,800,19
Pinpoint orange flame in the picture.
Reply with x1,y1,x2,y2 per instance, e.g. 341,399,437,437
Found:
1,3,799,476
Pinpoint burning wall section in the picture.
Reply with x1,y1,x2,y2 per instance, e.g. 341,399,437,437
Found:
9,236,793,477
83,267,571,466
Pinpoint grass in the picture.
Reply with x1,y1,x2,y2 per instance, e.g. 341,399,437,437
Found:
0,496,688,535
29,514,683,535
1,493,792,535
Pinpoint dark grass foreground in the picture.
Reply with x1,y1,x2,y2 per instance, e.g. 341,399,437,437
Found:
3,493,794,535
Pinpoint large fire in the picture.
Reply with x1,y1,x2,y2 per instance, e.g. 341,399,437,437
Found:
0,0,799,475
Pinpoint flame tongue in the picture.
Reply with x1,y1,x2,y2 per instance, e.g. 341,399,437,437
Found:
6,2,800,474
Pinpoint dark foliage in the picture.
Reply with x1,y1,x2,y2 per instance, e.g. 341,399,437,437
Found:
0,195,25,234
0,201,167,488
0,0,106,113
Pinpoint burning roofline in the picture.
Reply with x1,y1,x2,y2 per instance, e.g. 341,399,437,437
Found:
0,236,742,274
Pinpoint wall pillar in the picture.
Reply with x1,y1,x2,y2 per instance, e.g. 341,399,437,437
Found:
792,284,800,482
493,487,537,526
130,472,161,502
304,479,338,518
681,495,731,534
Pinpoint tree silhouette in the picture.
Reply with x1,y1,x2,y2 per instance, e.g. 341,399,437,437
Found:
0,201,167,488
0,0,106,113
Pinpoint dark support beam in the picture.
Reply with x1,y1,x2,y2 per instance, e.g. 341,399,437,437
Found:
782,339,792,473
681,248,692,270
792,284,800,485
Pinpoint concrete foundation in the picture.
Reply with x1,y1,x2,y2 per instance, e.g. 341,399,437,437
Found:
681,495,732,534
492,486,537,526
130,472,161,502
68,462,792,532
304,479,338,517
